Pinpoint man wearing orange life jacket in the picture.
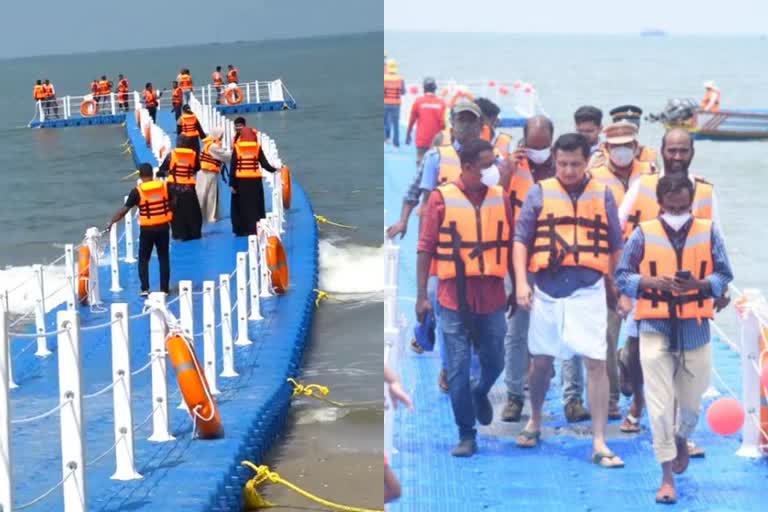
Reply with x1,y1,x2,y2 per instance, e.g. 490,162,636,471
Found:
513,133,625,470
197,127,232,223
33,80,48,118
212,66,224,105
90,79,99,97
171,81,183,120
40,79,59,118
229,118,279,236
615,174,732,504
106,163,173,297
475,97,515,159
416,138,515,457
589,105,660,171
142,83,161,123
117,74,129,113
176,104,207,154
158,136,203,241
97,75,111,109
178,68,193,104
384,60,405,147
700,81,721,112
227,64,238,84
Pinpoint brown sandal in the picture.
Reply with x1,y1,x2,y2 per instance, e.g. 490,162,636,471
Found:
619,414,641,433
655,482,677,504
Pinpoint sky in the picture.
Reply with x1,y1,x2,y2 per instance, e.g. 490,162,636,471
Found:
385,0,768,34
3,0,381,58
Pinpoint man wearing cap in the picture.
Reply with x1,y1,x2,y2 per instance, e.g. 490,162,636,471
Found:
405,77,446,168
590,105,659,171
700,81,721,112
384,60,405,147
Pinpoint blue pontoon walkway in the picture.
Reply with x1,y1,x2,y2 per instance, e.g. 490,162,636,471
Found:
384,144,767,512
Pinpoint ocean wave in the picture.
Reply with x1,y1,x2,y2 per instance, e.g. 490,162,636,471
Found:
318,239,383,295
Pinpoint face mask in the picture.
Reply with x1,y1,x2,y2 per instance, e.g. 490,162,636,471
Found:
661,212,691,231
526,147,551,164
481,164,500,187
609,146,635,167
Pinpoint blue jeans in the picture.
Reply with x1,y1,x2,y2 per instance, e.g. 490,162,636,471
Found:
427,277,448,371
561,355,584,404
384,104,400,146
441,307,506,441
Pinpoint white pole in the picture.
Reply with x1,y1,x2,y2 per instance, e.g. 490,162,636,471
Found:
38,100,45,122
235,253,252,345
736,288,763,458
147,292,174,442
219,274,238,377
202,281,219,394
257,228,272,298
65,244,76,311
110,304,142,480
177,280,194,410
1,292,17,390
246,82,251,104
0,304,13,512
88,241,101,306
248,235,264,319
124,197,136,264
109,223,122,292
110,93,116,115
255,81,260,103
57,310,86,512
34,264,52,357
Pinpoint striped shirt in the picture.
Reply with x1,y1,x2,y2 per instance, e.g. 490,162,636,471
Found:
615,220,733,350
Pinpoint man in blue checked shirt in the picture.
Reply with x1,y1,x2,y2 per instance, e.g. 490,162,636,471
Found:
615,173,733,505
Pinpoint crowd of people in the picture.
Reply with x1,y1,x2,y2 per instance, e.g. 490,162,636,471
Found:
386,76,734,504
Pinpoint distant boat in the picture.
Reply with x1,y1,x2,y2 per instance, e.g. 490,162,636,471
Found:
648,98,768,141
641,29,667,37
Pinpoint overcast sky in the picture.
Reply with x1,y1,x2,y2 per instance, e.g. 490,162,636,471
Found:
386,0,768,34
3,0,381,58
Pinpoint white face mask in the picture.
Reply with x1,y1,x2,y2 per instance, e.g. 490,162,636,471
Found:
481,164,500,187
526,147,551,164
661,212,692,231
609,146,635,167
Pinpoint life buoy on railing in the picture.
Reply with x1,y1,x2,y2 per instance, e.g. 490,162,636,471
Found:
80,99,98,117
77,245,90,304
225,87,243,105
266,236,289,294
166,334,223,439
281,165,292,209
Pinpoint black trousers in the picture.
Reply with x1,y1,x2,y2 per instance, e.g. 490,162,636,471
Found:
173,105,182,120
170,184,202,241
231,178,266,236
147,106,157,123
138,227,170,293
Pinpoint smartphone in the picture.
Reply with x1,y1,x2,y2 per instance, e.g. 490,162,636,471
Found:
675,270,693,280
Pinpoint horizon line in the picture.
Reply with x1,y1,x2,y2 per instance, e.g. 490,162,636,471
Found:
385,29,767,36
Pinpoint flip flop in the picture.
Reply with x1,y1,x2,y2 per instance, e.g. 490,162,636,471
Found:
592,451,624,468
515,429,541,448
655,482,677,504
672,437,689,474
687,440,705,458
619,414,641,433
409,338,424,354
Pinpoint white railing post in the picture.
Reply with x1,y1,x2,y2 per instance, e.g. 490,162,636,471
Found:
65,96,71,119
109,223,122,292
65,244,76,311
235,253,252,345
124,199,136,264
255,81,260,103
383,238,401,352
34,264,52,357
736,288,764,458
38,100,45,122
110,93,116,115
147,292,174,442
202,281,219,395
1,291,17,390
257,228,272,298
0,304,13,512
219,274,238,377
248,235,264,319
57,310,86,512
246,82,251,104
110,303,142,480
86,232,102,307
177,281,194,410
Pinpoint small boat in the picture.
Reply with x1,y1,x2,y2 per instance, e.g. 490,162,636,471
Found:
647,98,768,141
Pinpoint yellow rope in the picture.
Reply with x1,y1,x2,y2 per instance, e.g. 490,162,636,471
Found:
314,288,334,308
315,215,357,230
120,139,131,147
122,146,132,155
287,378,346,408
241,461,383,512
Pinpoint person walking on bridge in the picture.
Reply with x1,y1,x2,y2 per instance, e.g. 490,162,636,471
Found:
177,104,207,154
197,126,231,223
159,137,203,241
212,66,224,104
143,83,160,123
178,68,194,104
117,74,129,112
171,81,183,120
229,126,278,236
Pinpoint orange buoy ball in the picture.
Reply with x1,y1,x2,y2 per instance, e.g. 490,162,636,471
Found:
706,397,745,435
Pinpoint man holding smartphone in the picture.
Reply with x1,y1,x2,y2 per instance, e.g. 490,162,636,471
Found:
614,174,733,504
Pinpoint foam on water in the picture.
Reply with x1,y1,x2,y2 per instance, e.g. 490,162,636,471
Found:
318,239,383,296
1,263,69,315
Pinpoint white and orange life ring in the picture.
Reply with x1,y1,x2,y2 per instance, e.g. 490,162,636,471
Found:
266,236,288,294
281,165,292,209
77,245,90,304
225,87,243,105
167,334,223,439
80,99,98,117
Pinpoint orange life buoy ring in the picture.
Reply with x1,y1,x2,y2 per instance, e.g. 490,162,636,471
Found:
80,99,98,117
77,245,90,304
167,334,223,439
281,165,292,209
225,87,243,105
266,236,289,294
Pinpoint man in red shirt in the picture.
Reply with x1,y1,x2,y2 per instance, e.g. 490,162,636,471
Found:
406,77,446,167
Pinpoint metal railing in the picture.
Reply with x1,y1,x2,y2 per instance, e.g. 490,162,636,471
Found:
197,79,296,108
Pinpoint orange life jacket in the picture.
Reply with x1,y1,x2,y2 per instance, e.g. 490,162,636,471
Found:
234,141,262,179
434,183,510,280
172,87,183,106
179,113,200,137
528,177,611,273
227,68,238,84
143,89,158,108
622,174,714,240
437,128,452,146
436,145,461,185
634,218,714,321
384,73,403,105
136,180,173,227
700,90,720,112
168,148,197,185
179,73,193,91
505,166,534,228
212,71,223,86
480,124,493,142
91,81,99,94
589,160,653,206
637,145,658,168
33,84,46,100
44,84,55,98
200,137,222,172
493,132,513,159
98,80,110,95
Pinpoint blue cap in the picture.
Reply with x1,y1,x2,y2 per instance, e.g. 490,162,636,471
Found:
413,313,436,352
